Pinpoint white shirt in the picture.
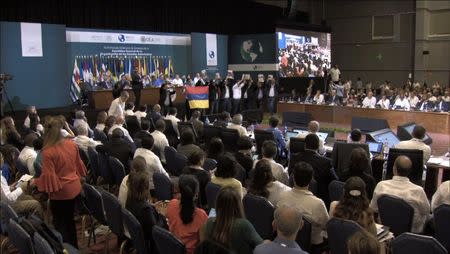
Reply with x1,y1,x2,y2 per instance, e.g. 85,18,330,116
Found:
95,123,105,132
73,135,101,153
108,98,125,118
18,146,37,175
377,99,390,109
395,138,431,165
254,158,288,185
172,78,183,86
1,172,23,204
164,115,181,136
408,96,419,108
313,94,324,104
232,82,243,99
23,115,40,128
118,175,129,208
266,181,291,207
293,132,325,155
151,130,169,162
124,109,135,117
269,85,275,97
134,148,168,189
224,85,230,99
134,111,147,122
362,97,377,108
370,176,430,233
227,123,248,137
109,124,133,143
278,188,329,244
330,68,341,82
431,181,450,211
393,98,410,110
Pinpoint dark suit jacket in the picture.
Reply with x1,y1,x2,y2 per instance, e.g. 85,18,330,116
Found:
131,71,143,90
159,87,176,106
327,95,340,105
234,151,254,177
289,150,338,205
190,118,204,138
103,137,133,169
219,79,234,99
209,82,219,102
150,111,162,124
264,81,279,98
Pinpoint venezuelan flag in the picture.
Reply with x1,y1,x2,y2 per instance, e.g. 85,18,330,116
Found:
186,86,209,109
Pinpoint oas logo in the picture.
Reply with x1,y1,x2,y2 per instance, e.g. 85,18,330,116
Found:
208,51,215,59
118,34,126,42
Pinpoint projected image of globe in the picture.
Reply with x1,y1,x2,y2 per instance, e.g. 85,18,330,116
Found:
240,39,263,62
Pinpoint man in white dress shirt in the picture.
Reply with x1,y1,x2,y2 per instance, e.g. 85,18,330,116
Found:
377,95,390,109
151,119,170,163
18,133,38,175
164,107,181,137
370,156,430,233
108,116,134,143
329,64,341,83
254,140,289,185
108,91,129,118
73,122,101,153
232,78,244,114
362,91,377,108
393,92,410,110
227,114,248,137
171,74,183,86
313,90,325,105
395,125,431,165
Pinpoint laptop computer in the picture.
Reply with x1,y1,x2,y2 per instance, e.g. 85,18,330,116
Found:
367,141,383,154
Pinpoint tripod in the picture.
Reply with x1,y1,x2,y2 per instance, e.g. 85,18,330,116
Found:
0,80,15,118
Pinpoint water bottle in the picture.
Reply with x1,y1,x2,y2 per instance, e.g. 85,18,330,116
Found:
205,117,210,125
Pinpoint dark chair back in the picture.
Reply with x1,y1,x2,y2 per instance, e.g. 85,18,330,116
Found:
78,147,90,168
433,204,450,251
282,112,311,128
87,146,99,181
203,125,222,145
8,219,34,254
243,194,275,239
220,128,239,152
15,159,30,176
0,201,19,234
254,129,276,156
100,190,124,239
173,152,188,176
125,115,142,138
331,142,370,177
152,225,186,254
109,156,126,185
328,180,345,202
153,172,173,201
194,239,234,254
202,158,217,172
83,184,107,225
296,217,312,253
178,122,198,141
164,146,178,175
386,148,424,185
121,208,148,254
377,195,414,236
205,182,221,209
242,109,263,125
97,149,114,184
392,233,447,254
94,129,108,143
164,119,179,147
327,217,363,254
34,232,55,254
289,137,305,154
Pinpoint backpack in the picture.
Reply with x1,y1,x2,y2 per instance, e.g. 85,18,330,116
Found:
19,216,66,254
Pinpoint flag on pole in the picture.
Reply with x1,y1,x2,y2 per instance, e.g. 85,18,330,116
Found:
70,59,81,102
186,86,209,109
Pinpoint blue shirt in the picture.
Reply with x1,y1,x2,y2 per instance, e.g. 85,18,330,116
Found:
254,236,308,254
1,163,12,183
154,79,164,87
266,127,286,152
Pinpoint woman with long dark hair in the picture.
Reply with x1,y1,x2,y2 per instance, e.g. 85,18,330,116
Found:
34,116,87,247
330,177,376,235
1,117,23,149
1,144,18,184
201,187,262,254
166,175,208,254
341,147,376,199
248,160,290,206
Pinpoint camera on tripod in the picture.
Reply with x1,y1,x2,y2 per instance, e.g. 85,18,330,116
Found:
0,73,13,82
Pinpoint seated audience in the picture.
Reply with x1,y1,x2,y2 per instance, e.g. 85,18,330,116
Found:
134,104,148,122
108,91,129,118
166,175,208,254
393,91,410,110
201,187,263,254
376,95,390,109
1,116,23,149
255,140,288,185
164,107,181,137
278,162,329,246
361,91,376,108
234,136,254,177
18,133,38,175
56,115,75,138
347,230,380,254
227,114,248,137
327,89,340,105
95,111,108,132
265,116,286,153
290,121,325,154
124,101,135,116
248,160,290,207
23,105,40,129
341,147,376,199
1,145,18,184
431,180,450,211
73,110,90,131
254,205,307,254
1,153,43,218
211,153,244,198
151,119,169,162
434,95,449,112
150,104,162,124
370,156,430,233
108,116,134,143
213,111,230,128
133,119,152,141
73,121,101,153
134,135,168,191
101,128,133,169
182,150,210,207
347,128,362,143
189,110,204,138
207,137,224,161
177,129,202,159
408,91,419,109
104,115,116,135
395,125,431,165
313,89,324,105
24,106,44,136
32,137,44,177
118,156,147,207
330,177,377,235
289,134,337,205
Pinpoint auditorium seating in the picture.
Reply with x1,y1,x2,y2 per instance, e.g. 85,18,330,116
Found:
327,217,363,254
385,148,424,185
254,129,276,156
152,226,186,254
220,128,240,152
8,219,34,254
328,180,345,202
377,195,414,236
434,204,450,251
392,233,447,254
82,184,108,246
108,156,126,185
205,182,222,209
153,172,173,201
243,193,275,240
331,142,371,177
100,189,127,253
296,217,312,253
122,208,149,254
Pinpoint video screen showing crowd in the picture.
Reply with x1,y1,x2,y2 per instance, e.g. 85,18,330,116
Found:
283,65,450,113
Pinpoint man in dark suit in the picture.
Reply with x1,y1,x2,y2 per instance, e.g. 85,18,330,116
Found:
131,66,143,107
100,128,133,171
326,89,340,105
265,75,278,114
289,133,338,206
256,74,266,110
209,75,220,114
434,96,449,112
246,79,258,110
189,110,204,138
219,70,234,113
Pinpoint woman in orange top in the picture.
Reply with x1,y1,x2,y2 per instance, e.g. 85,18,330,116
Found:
166,175,208,254
34,116,87,248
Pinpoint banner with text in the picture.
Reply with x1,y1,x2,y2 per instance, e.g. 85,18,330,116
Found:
205,33,217,66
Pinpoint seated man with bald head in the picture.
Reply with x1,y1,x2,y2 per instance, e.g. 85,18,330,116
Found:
108,115,134,143
254,205,308,254
370,156,430,233
227,114,248,137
